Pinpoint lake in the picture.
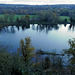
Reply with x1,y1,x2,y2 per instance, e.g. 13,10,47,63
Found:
0,24,75,53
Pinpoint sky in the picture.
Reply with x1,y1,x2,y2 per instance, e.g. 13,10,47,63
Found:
0,0,75,5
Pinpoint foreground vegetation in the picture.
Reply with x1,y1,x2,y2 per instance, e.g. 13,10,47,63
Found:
0,37,75,75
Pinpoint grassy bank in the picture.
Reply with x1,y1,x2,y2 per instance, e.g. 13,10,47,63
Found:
0,14,70,28
0,14,70,21
0,14,37,21
59,16,70,23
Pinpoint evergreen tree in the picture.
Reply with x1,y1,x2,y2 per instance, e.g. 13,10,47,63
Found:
18,37,35,75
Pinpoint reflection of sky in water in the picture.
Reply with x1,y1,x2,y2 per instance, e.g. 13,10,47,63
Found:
0,24,75,54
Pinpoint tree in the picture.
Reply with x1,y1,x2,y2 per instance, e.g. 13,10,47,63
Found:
64,38,75,65
20,15,25,23
60,9,69,16
0,47,12,75
64,38,75,74
0,45,21,75
9,14,14,23
18,37,35,75
44,56,51,70
25,15,30,25
69,10,75,23
4,14,9,23
16,17,20,24
38,10,59,24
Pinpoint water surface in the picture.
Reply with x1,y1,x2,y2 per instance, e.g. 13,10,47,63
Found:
0,24,75,53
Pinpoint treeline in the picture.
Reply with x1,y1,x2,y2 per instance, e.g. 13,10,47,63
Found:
0,4,75,15
0,14,31,26
0,37,75,75
0,11,69,25
0,4,75,25
0,13,59,25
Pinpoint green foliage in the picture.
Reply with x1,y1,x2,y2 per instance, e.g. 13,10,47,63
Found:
60,9,69,16
25,15,30,25
44,56,51,69
0,45,21,75
60,16,70,23
0,14,72,24
0,14,36,21
0,37,75,75
69,10,75,23
0,48,12,75
38,10,59,24
64,38,75,65
18,37,35,74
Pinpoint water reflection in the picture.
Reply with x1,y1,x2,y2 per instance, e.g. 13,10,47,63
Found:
0,24,75,34
16,26,19,31
10,26,15,33
0,26,16,33
31,24,59,34
64,24,67,27
0,24,75,53
0,25,30,33
68,24,75,31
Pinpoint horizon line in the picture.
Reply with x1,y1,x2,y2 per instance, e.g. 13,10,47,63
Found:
0,3,75,5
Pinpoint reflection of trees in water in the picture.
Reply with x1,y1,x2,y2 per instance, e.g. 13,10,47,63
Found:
22,25,25,30
32,24,59,34
10,26,15,33
21,25,30,31
1,26,10,33
16,26,19,31
32,24,36,30
0,25,30,33
16,25,30,31
64,24,67,27
0,28,2,31
54,25,59,30
0,26,15,33
69,24,75,31
1,24,75,34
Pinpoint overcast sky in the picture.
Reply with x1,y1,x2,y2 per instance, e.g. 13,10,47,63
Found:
0,0,75,5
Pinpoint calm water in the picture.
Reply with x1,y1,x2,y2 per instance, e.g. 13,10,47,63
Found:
0,24,75,53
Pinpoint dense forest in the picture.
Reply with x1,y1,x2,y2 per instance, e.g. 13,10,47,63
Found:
0,4,75,15
0,4,75,26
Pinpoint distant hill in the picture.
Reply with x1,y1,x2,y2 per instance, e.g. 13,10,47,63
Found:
0,4,75,9
0,4,75,15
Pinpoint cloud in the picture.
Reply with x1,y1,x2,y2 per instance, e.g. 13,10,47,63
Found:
0,0,75,5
